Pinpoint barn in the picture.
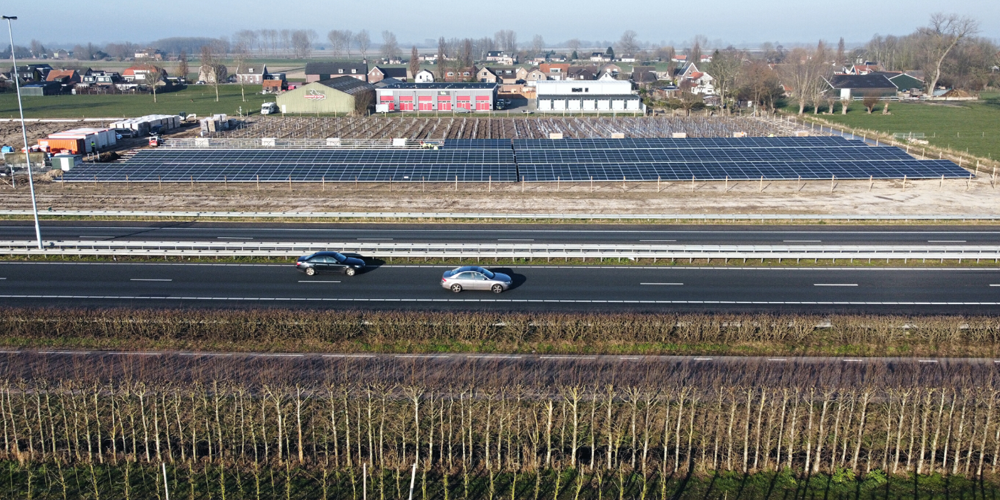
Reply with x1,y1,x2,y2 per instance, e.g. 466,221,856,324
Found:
276,78,376,115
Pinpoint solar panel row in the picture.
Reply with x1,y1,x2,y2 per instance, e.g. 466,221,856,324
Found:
61,137,970,184
519,160,966,182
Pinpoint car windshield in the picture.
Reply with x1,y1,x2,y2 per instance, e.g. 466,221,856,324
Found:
480,268,495,279
330,252,346,263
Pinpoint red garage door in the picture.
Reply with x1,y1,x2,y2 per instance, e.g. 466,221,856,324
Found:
475,95,491,111
399,95,414,112
437,95,451,111
418,96,433,111
456,96,471,110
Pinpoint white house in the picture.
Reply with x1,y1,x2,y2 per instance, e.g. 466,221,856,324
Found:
414,69,435,83
680,63,716,95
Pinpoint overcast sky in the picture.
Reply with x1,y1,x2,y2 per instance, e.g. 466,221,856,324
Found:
8,0,998,49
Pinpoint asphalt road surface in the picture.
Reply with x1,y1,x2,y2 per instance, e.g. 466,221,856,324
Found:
0,350,995,388
0,262,998,312
1,221,999,245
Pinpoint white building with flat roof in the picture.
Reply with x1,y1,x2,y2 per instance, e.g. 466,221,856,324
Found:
534,80,643,113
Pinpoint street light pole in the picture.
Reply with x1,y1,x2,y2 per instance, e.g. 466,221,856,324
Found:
4,15,42,250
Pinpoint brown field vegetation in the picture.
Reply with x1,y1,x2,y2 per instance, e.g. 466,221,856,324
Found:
0,308,998,357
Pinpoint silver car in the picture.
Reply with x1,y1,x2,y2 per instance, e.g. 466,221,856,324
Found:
441,266,512,293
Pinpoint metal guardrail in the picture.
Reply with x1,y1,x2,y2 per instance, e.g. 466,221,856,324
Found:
2,210,1000,222
3,240,999,261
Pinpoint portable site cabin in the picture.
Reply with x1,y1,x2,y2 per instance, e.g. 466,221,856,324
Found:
40,128,117,154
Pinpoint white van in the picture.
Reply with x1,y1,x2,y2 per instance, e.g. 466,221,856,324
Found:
261,102,279,115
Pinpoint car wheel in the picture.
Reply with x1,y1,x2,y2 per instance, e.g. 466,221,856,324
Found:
305,267,316,276
450,284,463,293
491,284,504,294
345,267,356,276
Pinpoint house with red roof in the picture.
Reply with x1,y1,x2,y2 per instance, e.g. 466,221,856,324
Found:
123,65,168,84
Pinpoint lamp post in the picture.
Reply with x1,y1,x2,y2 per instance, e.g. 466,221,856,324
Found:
3,15,42,250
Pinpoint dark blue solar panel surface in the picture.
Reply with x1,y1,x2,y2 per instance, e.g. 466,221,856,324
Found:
62,137,970,183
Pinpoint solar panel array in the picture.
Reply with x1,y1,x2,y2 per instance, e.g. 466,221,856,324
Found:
62,136,970,184
66,149,517,182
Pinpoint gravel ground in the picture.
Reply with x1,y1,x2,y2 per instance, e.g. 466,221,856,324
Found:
0,175,996,217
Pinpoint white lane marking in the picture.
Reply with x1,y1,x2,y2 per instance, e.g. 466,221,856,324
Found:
814,283,858,287
130,279,173,282
498,238,534,241
918,360,938,363
843,359,863,362
322,354,376,358
693,357,713,361
467,354,523,359
357,238,393,241
37,350,91,355
640,239,676,242
620,356,643,360
540,355,596,359
217,237,252,240
991,284,1000,287
0,278,5,280
783,240,822,243
641,283,684,286
928,240,966,243
767,358,787,361
298,281,341,283
0,295,997,306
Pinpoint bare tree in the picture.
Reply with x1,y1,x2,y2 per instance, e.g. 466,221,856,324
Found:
707,48,742,114
291,29,317,58
494,30,517,54
342,30,354,59
355,30,371,61
177,50,189,83
779,47,815,114
919,13,979,94
409,46,420,81
531,35,545,57
566,39,581,58
381,31,399,60
280,29,291,56
437,37,446,81
327,30,347,57
137,57,165,103
836,37,846,68
618,31,639,58
200,45,224,102
29,40,45,59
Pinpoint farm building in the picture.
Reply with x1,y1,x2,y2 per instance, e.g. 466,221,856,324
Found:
825,74,897,100
535,80,643,113
375,82,498,112
276,79,376,115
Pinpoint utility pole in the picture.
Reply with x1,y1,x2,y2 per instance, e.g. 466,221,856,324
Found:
4,15,42,250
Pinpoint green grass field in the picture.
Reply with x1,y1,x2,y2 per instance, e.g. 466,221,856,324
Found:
0,84,269,119
785,96,1000,161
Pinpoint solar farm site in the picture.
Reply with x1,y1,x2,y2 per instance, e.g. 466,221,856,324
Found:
63,136,969,183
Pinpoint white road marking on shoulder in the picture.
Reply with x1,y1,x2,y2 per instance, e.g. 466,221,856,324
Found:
640,283,683,286
814,283,858,287
130,279,172,282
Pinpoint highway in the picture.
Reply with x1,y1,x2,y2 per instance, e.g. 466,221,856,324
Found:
0,350,996,388
0,221,999,245
0,262,998,312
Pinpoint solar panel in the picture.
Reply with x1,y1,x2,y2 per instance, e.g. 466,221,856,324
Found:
63,137,970,184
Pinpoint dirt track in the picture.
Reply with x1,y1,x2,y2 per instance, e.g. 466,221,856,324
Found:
1,175,996,217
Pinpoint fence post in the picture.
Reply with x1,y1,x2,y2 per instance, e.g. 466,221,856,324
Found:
256,175,260,191
830,174,835,193
455,175,458,191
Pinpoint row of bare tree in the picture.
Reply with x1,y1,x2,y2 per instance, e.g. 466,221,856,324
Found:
1,379,999,482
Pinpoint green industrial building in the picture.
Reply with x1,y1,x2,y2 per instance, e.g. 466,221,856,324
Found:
276,78,375,115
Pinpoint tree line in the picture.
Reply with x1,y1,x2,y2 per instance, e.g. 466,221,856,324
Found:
1,377,1000,497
